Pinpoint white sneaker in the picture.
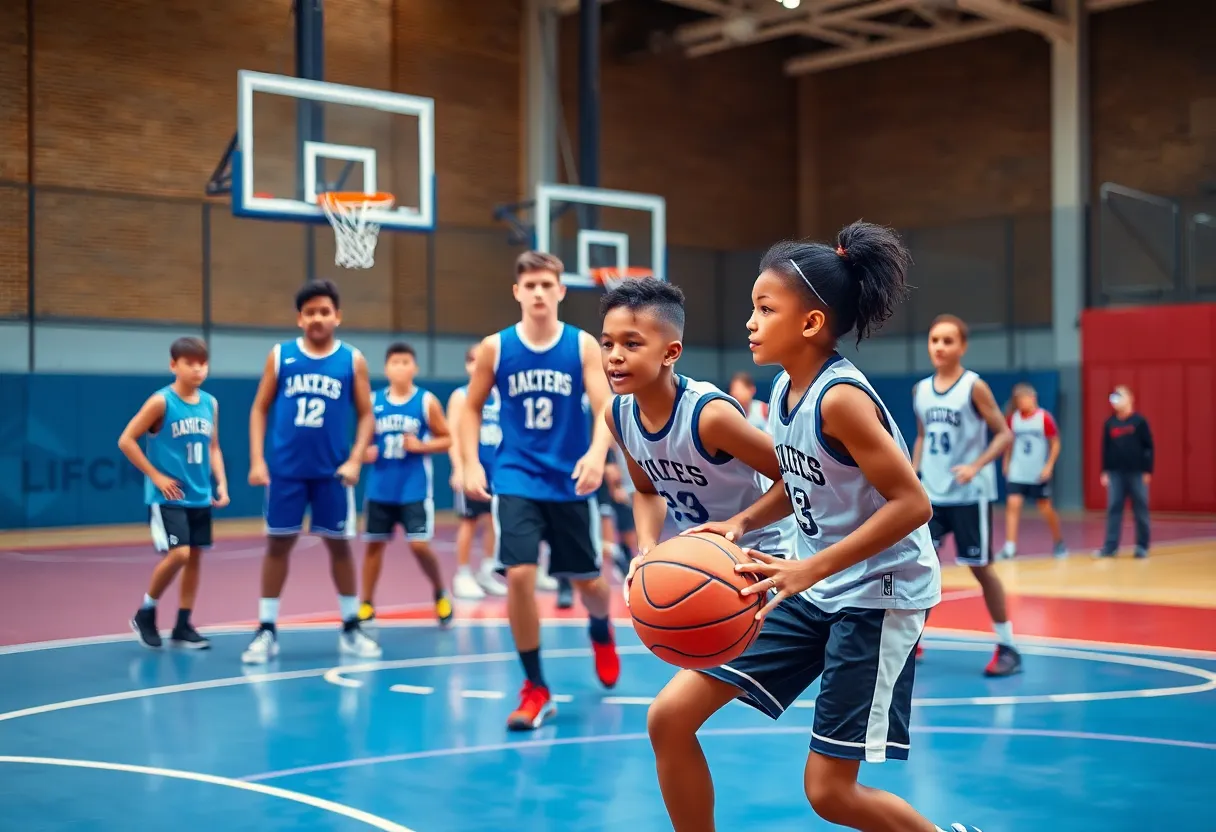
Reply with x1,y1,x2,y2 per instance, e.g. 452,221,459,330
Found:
453,569,486,600
339,625,383,659
241,628,279,665
477,564,508,596
998,542,1016,561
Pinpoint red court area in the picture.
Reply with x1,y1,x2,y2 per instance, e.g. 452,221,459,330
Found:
2,513,1214,653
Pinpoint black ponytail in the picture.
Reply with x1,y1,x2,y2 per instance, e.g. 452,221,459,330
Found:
759,221,912,345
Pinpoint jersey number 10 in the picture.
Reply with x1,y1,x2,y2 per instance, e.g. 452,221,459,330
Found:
185,441,205,465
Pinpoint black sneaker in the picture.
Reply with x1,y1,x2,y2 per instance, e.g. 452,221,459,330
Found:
556,579,574,610
984,644,1023,677
130,608,162,649
170,624,211,650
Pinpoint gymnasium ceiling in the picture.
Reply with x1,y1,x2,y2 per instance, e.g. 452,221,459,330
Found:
551,0,1156,74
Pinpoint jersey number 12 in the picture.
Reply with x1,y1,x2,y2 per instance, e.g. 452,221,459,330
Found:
294,397,326,428
523,396,553,430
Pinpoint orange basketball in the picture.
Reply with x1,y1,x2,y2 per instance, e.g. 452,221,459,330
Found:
629,532,764,670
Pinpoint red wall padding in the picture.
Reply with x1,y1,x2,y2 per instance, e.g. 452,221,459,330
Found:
1081,304,1216,513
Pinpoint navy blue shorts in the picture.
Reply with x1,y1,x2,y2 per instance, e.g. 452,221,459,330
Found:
700,594,925,763
264,476,355,539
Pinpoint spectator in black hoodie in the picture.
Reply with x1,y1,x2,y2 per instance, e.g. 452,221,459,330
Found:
1099,385,1153,558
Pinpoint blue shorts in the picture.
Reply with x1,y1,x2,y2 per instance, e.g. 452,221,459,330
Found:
700,594,924,763
264,476,356,539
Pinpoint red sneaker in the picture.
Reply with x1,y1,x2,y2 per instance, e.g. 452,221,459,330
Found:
915,642,925,661
507,681,555,731
592,637,620,689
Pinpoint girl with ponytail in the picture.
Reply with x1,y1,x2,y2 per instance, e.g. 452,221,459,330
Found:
675,222,981,832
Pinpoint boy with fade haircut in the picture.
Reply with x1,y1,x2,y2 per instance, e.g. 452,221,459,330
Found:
121,336,229,650
446,344,507,599
460,250,620,731
242,279,381,665
599,277,796,596
358,341,454,626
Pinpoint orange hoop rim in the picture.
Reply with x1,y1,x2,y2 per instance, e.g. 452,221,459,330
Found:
318,190,396,208
588,266,654,285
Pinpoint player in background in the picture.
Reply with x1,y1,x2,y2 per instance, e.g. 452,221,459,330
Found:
242,280,380,664
601,443,639,580
728,371,771,431
358,342,454,626
461,250,620,731
446,345,507,600
1000,382,1066,559
912,314,1020,676
662,224,980,832
121,336,228,649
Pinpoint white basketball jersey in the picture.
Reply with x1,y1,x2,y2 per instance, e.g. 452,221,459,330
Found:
913,370,998,506
1007,408,1056,485
612,377,796,554
610,442,636,496
768,356,941,613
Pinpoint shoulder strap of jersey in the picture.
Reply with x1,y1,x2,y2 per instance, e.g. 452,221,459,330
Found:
689,390,744,465
611,394,626,441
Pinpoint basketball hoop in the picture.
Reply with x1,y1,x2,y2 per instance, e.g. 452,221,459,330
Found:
318,191,396,269
588,266,654,291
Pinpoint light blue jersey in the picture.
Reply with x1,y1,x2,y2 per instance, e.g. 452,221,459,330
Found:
366,387,434,505
144,386,215,508
267,339,359,480
613,376,794,553
769,355,940,613
492,323,590,502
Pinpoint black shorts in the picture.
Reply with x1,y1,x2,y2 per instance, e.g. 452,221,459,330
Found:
928,502,993,566
150,505,212,552
1007,481,1051,501
454,491,493,520
701,595,924,763
363,499,433,542
493,494,602,580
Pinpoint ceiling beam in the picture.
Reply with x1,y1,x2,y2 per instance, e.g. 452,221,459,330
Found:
955,0,1073,41
784,18,1012,74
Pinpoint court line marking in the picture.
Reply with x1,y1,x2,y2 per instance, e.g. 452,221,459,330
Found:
389,684,434,695
2,637,1211,726
238,724,1216,783
460,690,505,700
0,755,417,831
4,619,1214,659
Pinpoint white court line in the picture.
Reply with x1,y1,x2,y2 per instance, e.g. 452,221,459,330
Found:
460,690,504,700
389,684,434,695
0,755,416,831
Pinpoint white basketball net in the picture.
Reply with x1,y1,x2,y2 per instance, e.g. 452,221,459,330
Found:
320,193,395,270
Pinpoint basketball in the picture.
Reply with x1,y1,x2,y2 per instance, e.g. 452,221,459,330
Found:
629,532,765,670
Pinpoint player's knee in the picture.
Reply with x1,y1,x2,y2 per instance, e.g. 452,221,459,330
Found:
165,547,190,566
803,764,856,824
505,564,536,593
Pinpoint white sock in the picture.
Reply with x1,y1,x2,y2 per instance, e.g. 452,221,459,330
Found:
456,565,472,576
258,597,280,625
142,594,157,610
993,620,1015,647
1002,541,1016,556
338,595,359,621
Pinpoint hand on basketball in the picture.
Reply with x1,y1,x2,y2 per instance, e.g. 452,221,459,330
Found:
571,451,605,496
951,463,979,485
248,460,270,487
735,549,818,622
464,463,491,501
335,459,362,487
681,519,746,545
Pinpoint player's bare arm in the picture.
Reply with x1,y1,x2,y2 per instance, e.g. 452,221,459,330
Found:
695,398,782,482
737,384,932,618
445,387,466,487
410,393,452,455
248,348,278,486
336,351,375,486
604,407,665,554
1044,432,1061,480
910,381,926,472
460,336,498,500
572,331,613,495
209,398,230,507
118,394,181,501
953,378,1013,484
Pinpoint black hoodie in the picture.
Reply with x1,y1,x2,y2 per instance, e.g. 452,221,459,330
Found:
1101,413,1153,474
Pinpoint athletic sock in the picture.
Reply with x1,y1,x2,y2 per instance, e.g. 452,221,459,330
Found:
993,620,1015,648
338,595,359,623
588,615,612,645
258,597,280,626
519,648,546,688
175,608,191,629
141,594,157,610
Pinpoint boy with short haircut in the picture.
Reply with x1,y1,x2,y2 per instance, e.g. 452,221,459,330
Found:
359,342,454,625
120,336,229,649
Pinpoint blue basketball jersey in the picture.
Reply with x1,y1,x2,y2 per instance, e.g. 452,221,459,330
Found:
458,383,502,475
144,386,215,508
266,338,359,480
492,323,590,502
366,387,434,505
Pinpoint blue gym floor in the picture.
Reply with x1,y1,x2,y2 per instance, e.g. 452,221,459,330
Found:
1,620,1213,831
